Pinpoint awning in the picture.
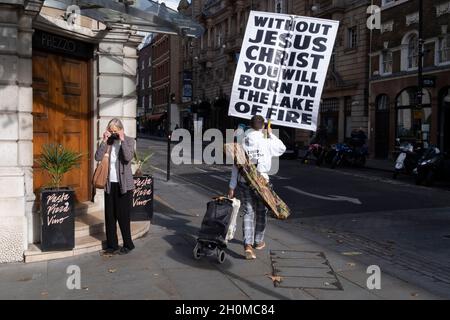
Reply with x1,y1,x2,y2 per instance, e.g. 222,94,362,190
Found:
43,0,204,38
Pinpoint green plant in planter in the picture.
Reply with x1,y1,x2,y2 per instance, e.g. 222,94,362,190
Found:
35,143,84,190
132,150,154,177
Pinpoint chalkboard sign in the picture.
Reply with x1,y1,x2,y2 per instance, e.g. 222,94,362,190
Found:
40,189,75,251
131,175,154,221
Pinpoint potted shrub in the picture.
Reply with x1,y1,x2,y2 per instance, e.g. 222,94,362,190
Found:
131,151,154,221
35,144,83,251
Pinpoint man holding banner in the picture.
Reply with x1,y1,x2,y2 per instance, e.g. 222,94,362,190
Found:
228,115,286,260
227,11,339,260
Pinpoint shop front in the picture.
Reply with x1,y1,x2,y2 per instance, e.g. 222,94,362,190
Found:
0,0,203,263
370,69,450,159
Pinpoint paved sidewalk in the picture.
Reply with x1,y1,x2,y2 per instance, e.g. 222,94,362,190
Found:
0,171,440,300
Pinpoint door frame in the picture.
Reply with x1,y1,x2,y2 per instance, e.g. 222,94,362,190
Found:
31,49,94,203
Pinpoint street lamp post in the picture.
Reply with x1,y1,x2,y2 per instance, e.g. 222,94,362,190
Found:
167,92,175,181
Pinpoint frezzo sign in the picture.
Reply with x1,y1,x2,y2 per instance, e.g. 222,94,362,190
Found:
229,11,339,131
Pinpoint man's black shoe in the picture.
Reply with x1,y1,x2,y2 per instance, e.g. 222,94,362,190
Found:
118,247,133,255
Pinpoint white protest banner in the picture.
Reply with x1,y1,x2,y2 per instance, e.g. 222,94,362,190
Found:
229,11,339,131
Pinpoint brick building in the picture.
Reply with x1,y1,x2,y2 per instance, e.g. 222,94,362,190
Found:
137,36,153,129
180,0,372,147
369,0,450,159
149,33,183,133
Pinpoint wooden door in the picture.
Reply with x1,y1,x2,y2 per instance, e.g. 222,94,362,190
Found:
32,51,90,202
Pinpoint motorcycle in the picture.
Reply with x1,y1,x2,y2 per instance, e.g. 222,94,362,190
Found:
302,143,326,166
413,145,450,186
330,143,368,169
393,140,422,179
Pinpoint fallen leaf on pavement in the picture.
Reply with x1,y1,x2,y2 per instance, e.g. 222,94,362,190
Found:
336,240,344,244
41,291,48,296
324,282,330,286
108,268,117,273
411,292,419,297
82,287,89,291
266,274,283,283
347,262,356,267
342,252,362,256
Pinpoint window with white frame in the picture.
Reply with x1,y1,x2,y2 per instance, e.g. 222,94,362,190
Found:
275,0,286,13
438,34,450,64
381,51,393,74
382,0,395,6
141,78,144,90
347,26,357,49
407,34,418,69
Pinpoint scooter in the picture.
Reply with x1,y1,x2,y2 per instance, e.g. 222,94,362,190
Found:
413,145,450,186
393,140,422,179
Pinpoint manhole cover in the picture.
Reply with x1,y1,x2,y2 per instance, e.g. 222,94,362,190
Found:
269,250,343,290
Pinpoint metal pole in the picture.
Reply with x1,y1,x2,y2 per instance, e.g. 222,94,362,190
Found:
417,0,424,108
167,36,171,181
167,91,171,181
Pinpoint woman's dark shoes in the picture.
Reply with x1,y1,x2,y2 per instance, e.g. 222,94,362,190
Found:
102,248,119,256
118,247,134,255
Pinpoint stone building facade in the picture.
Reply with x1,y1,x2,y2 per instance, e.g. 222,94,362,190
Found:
369,0,450,158
0,0,200,263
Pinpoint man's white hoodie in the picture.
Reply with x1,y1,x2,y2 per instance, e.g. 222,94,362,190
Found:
229,129,286,190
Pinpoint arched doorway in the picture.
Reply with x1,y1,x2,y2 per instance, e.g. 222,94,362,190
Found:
375,94,390,158
439,87,450,154
396,87,432,148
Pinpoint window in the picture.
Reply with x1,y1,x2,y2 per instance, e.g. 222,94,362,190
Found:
407,34,418,69
396,88,432,144
347,26,357,49
381,51,393,74
330,51,336,71
377,95,389,111
438,34,450,64
148,75,151,88
141,78,144,90
275,0,285,13
141,61,145,70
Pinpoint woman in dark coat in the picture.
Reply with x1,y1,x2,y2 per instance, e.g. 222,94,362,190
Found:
95,118,135,255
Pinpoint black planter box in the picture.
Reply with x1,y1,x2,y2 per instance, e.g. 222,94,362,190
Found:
131,175,154,221
40,188,75,251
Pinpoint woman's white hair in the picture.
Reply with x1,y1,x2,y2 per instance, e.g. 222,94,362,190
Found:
107,118,124,131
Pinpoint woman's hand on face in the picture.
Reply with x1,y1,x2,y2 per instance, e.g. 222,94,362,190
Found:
103,130,111,142
118,129,125,141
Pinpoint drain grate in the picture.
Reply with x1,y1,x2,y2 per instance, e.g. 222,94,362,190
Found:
270,250,343,290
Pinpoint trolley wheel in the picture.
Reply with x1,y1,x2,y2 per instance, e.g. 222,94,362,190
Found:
193,242,202,260
217,249,226,264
